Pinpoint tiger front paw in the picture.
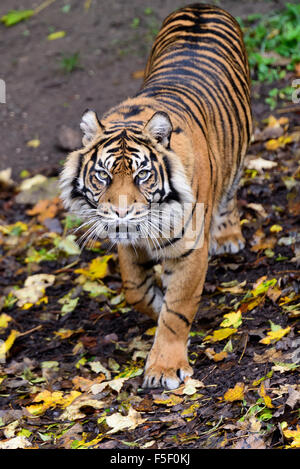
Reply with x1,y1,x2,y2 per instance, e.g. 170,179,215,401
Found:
142,346,193,389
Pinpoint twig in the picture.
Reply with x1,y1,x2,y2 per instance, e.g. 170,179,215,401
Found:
18,325,42,338
238,333,248,363
34,0,57,16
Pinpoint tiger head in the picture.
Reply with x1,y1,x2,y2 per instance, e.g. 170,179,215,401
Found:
60,108,194,250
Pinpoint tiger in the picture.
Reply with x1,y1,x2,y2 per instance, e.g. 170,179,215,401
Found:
60,3,252,390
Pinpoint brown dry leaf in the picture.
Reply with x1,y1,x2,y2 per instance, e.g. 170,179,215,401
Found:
132,69,144,79
26,197,62,222
153,393,184,406
224,382,245,402
250,228,276,252
267,286,282,302
233,434,266,449
59,394,104,421
286,387,300,409
205,347,228,362
72,375,105,392
253,348,283,363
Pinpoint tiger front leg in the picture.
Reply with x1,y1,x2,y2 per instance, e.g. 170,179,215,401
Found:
143,244,209,389
118,245,163,321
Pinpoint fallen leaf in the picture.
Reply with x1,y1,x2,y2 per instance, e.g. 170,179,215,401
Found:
75,256,113,280
106,407,147,434
247,156,277,170
233,434,266,449
132,69,144,79
91,377,127,394
13,274,55,307
0,329,19,361
259,326,291,345
259,382,274,408
0,435,32,449
204,348,228,362
26,390,81,416
27,197,62,222
246,203,268,218
224,382,245,402
27,139,40,148
204,327,237,343
220,310,242,328
59,394,104,421
265,136,292,151
0,313,12,329
1,9,34,27
153,394,184,406
47,31,66,40
281,422,300,448
182,377,204,395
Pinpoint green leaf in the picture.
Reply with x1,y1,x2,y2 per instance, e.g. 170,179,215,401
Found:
1,9,34,27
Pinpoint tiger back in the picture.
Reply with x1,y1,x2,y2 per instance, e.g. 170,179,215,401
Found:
60,3,252,389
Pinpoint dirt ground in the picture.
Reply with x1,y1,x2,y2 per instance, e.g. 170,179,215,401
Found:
0,0,289,178
0,0,299,451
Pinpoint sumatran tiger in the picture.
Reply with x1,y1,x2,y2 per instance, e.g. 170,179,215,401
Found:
60,3,252,389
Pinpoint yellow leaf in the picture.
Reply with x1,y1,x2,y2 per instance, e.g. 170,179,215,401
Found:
270,224,283,233
204,327,237,343
259,326,291,345
47,31,66,40
0,313,12,329
26,390,81,416
265,135,292,151
145,326,157,336
0,329,19,361
154,394,184,406
75,256,113,280
281,423,300,448
259,383,274,408
220,310,242,328
26,139,40,148
224,382,245,402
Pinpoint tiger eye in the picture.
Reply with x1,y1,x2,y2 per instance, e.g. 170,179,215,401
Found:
137,170,149,180
98,170,109,179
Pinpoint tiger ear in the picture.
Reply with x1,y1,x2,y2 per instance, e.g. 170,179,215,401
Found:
80,109,104,145
144,111,173,147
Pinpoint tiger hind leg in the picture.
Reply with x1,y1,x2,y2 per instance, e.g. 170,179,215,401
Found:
209,195,245,256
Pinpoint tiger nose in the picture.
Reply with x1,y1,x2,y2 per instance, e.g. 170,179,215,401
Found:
114,206,130,218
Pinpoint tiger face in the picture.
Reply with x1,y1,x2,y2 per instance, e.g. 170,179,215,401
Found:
60,109,194,250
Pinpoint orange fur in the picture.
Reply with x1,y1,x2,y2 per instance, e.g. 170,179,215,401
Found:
60,4,252,389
